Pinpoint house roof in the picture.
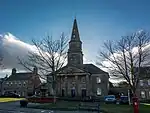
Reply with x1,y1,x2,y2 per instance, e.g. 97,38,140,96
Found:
6,72,34,81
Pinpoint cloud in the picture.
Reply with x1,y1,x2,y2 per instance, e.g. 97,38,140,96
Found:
0,32,92,78
0,33,37,77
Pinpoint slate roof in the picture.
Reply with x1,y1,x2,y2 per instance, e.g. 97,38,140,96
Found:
6,72,33,81
51,63,108,77
80,64,108,74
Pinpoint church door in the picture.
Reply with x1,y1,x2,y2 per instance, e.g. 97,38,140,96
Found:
82,89,86,98
62,89,65,97
71,89,75,97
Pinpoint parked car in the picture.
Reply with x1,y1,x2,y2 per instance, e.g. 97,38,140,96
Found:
2,92,20,98
104,95,116,104
116,96,129,104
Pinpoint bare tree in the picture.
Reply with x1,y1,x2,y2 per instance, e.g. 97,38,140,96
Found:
18,33,68,101
97,30,150,96
0,53,3,68
0,53,4,95
118,81,130,88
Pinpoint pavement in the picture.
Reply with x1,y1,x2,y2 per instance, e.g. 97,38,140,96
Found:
0,101,97,113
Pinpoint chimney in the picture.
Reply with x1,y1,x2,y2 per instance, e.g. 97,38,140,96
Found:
12,68,16,75
33,67,38,74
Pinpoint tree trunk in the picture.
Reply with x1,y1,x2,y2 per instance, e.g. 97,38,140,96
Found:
52,73,56,103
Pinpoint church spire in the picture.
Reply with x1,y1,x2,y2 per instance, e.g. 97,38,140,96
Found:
67,18,83,66
71,18,80,41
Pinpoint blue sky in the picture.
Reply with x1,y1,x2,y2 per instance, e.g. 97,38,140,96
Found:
1,0,150,63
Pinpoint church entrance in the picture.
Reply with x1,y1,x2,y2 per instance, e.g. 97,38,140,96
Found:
62,89,65,97
71,89,75,97
82,89,86,98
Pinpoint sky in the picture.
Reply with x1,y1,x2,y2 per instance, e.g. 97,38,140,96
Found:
0,0,150,82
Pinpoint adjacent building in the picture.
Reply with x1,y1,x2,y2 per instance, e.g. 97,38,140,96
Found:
47,19,109,99
136,67,150,100
2,67,41,97
0,76,8,95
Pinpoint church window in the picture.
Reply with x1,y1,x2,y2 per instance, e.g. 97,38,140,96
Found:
81,77,86,83
22,91,25,96
141,91,146,98
148,79,150,85
73,34,76,38
139,80,143,86
96,77,101,83
107,82,109,89
97,88,102,95
23,81,26,86
65,76,67,81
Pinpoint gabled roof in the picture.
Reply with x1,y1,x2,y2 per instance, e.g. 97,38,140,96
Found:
81,64,108,74
49,63,108,76
6,72,34,81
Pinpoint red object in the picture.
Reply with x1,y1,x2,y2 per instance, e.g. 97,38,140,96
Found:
132,96,139,113
27,97,57,103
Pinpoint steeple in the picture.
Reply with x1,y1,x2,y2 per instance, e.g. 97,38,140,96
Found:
67,18,83,66
71,18,80,41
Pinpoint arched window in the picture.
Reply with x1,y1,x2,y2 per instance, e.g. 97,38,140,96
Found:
81,76,86,83
141,91,145,98
96,77,101,83
97,88,102,95
139,80,143,86
148,79,150,85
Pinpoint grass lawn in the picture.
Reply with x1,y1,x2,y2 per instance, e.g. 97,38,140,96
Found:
0,98,24,103
101,103,150,113
30,101,150,113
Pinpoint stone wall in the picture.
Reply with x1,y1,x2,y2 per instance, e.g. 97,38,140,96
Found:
56,73,109,98
91,74,109,97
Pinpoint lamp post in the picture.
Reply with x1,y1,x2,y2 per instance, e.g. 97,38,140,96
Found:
128,89,131,105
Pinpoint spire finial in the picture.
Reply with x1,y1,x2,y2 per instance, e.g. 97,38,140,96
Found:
74,13,77,20
71,17,80,41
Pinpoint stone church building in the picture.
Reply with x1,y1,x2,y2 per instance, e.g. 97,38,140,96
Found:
48,19,109,99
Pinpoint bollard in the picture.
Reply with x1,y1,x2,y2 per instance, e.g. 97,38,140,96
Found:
78,103,81,110
97,103,100,113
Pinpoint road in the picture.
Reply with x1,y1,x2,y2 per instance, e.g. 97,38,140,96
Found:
0,101,97,113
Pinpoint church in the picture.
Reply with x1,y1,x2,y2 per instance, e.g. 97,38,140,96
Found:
48,19,109,99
